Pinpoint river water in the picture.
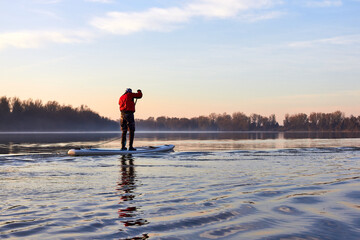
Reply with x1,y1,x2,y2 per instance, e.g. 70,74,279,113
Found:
0,132,360,239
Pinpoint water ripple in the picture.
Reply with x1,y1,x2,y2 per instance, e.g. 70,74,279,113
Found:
1,138,360,239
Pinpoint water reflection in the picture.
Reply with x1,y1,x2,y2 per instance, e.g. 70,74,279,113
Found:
1,131,359,145
0,132,120,154
136,131,360,141
0,132,119,144
0,132,359,239
117,155,149,235
1,131,360,154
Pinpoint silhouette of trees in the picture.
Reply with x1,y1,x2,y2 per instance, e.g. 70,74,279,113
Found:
231,112,249,130
1,96,359,131
136,112,280,131
283,111,360,131
136,111,359,131
284,113,309,130
0,96,118,131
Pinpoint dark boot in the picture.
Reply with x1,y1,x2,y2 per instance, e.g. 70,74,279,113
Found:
121,131,127,150
129,130,136,151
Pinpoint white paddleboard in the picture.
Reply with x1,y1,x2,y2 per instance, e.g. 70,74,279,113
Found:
68,144,175,156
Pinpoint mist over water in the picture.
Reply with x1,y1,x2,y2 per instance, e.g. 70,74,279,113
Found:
1,132,360,239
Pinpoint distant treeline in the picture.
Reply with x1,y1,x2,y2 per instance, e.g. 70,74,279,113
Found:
283,111,360,131
0,96,118,131
136,111,360,131
1,96,359,131
136,113,279,131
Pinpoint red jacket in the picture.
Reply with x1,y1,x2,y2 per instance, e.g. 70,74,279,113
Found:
119,90,142,112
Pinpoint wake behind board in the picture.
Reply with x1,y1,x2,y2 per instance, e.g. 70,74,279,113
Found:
68,144,175,156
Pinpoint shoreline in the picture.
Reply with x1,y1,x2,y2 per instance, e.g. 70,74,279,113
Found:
0,130,360,134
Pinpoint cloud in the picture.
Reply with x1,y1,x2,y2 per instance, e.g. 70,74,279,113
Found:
0,0,284,50
33,0,63,4
305,0,342,7
288,34,360,48
91,0,283,34
187,0,281,18
239,10,285,22
84,0,113,3
91,7,191,34
0,30,94,50
29,9,62,20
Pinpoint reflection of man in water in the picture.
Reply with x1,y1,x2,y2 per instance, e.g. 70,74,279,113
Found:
119,156,136,202
117,156,148,229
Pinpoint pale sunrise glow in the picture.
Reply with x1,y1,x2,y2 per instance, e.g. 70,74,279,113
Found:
0,0,359,121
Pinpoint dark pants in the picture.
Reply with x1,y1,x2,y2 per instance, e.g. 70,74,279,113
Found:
120,111,135,148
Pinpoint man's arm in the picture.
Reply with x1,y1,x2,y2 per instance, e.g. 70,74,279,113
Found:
133,89,143,99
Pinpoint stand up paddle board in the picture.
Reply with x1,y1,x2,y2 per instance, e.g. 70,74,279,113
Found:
68,144,175,156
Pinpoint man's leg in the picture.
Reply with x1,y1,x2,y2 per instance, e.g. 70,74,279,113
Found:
120,113,128,150
121,130,127,150
129,129,135,150
128,113,136,151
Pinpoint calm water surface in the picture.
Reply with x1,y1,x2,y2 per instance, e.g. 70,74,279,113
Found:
0,132,360,239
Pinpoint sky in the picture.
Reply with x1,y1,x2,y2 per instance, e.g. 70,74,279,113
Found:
1,0,360,122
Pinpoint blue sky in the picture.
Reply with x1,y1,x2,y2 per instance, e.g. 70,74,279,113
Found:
1,0,359,121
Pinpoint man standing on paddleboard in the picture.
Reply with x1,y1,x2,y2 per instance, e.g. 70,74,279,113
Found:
119,88,143,151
